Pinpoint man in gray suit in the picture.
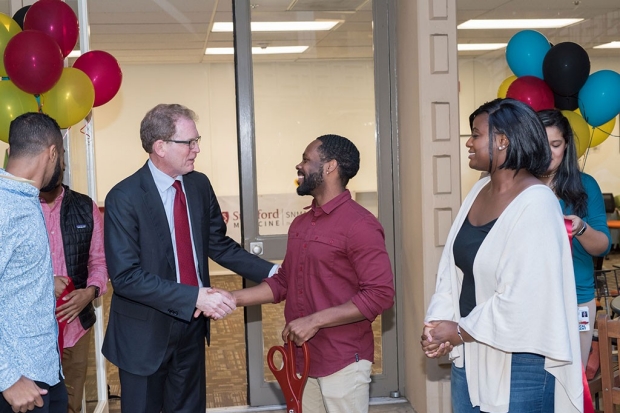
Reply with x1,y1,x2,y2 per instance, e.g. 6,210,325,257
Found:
102,104,276,413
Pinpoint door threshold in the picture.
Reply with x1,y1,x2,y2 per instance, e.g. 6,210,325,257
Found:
206,397,410,412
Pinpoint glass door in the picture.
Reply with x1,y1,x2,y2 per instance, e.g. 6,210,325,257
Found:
229,0,399,406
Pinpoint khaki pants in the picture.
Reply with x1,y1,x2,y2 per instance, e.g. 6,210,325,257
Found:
302,360,372,413
62,328,93,413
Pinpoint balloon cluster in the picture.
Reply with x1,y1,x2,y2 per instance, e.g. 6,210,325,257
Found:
0,0,123,143
498,30,620,157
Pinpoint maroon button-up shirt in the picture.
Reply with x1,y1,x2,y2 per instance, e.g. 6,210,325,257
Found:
264,190,394,377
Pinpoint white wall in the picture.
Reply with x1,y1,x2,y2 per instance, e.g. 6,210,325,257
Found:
81,60,377,204
458,56,620,199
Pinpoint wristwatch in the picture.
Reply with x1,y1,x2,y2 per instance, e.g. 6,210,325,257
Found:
576,222,587,237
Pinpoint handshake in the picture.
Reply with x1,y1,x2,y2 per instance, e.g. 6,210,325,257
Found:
193,287,237,320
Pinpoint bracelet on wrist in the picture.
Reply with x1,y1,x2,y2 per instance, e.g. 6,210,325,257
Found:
456,324,465,344
576,222,587,237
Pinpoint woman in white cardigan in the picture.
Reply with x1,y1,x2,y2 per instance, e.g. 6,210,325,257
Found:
421,98,583,413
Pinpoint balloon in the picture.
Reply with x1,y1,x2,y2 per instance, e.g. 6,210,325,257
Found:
561,110,590,158
0,80,39,143
73,50,123,107
4,30,63,94
505,30,551,79
0,13,21,77
506,76,554,112
543,42,590,97
554,93,579,111
12,6,30,30
497,75,517,99
24,0,78,58
41,68,94,129
578,70,620,127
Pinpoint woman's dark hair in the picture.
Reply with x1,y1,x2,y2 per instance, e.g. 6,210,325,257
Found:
469,98,551,176
537,109,587,217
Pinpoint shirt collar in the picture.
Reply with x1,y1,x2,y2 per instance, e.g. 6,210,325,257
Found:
39,185,65,207
311,189,351,215
148,159,183,192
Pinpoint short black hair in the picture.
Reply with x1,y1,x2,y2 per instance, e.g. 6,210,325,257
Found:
140,103,197,153
8,112,63,159
316,134,360,187
469,98,551,175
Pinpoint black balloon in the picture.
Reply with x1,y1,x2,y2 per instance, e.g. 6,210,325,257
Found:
543,42,590,97
12,6,30,30
553,92,579,111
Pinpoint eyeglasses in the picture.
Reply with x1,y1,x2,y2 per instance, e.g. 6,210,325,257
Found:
163,136,201,149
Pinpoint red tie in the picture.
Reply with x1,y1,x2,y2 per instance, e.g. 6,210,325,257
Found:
173,180,198,286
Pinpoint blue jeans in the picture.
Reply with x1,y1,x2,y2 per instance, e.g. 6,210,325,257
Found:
452,353,555,413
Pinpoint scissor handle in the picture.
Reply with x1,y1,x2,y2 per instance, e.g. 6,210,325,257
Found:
298,341,310,383
267,340,311,413
267,345,287,374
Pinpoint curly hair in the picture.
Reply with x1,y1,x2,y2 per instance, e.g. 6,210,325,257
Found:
140,104,197,153
316,134,360,187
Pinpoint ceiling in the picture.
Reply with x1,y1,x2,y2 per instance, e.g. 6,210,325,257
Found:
0,0,618,64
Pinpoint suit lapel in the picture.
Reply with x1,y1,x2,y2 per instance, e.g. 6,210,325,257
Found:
182,174,208,286
138,164,176,275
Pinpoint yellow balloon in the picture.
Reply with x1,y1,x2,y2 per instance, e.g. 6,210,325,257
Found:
561,110,590,158
0,80,39,143
497,75,517,99
589,116,616,148
41,68,95,129
0,13,21,77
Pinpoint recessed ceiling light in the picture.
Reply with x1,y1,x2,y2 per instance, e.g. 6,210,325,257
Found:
458,43,507,51
594,41,620,49
212,21,340,32
205,46,309,55
458,19,583,29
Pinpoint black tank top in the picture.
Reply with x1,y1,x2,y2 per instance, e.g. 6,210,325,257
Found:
454,216,497,317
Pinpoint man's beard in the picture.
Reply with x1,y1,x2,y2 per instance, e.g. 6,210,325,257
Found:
296,165,324,196
40,157,62,193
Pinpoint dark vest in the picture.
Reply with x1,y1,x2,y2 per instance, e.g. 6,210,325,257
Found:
60,185,96,330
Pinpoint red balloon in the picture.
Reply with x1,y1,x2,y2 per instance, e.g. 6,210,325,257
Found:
24,0,79,58
506,76,554,112
4,30,63,94
73,50,123,107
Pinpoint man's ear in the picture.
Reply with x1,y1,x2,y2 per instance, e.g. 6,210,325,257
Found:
325,159,338,175
152,140,166,157
48,144,57,162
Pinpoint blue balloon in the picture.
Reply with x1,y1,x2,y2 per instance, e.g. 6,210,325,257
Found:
505,30,551,79
578,70,620,127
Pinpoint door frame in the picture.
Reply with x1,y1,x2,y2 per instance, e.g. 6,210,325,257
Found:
232,0,402,405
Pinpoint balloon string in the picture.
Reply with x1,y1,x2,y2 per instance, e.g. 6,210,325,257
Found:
80,122,90,139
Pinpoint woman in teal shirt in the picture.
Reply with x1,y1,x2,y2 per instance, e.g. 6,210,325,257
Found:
538,109,612,366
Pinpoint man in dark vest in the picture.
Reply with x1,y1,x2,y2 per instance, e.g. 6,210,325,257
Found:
40,174,108,413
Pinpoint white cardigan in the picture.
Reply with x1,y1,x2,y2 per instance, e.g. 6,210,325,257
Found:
425,177,583,413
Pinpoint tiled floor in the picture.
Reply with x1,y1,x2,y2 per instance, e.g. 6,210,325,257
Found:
84,251,620,412
83,274,388,412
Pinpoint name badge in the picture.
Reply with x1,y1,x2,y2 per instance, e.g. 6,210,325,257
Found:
578,306,590,332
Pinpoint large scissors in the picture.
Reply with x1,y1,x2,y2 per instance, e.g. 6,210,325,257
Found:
267,339,310,413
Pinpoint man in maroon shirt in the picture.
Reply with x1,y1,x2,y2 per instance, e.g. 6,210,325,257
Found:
232,134,394,412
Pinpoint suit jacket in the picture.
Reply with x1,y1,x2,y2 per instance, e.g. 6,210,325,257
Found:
102,162,273,376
